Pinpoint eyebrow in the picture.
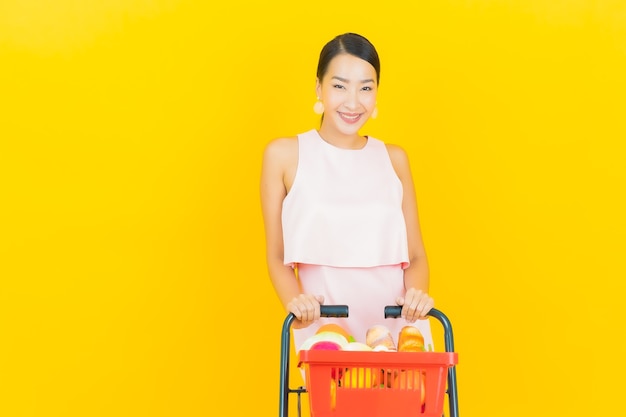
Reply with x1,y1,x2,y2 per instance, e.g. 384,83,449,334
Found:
331,76,375,84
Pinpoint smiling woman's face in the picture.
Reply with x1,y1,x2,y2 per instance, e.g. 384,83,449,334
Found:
316,53,378,138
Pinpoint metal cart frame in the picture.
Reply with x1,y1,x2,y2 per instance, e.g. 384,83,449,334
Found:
278,305,459,416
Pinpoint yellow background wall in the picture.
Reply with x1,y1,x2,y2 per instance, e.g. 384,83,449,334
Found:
1,1,624,416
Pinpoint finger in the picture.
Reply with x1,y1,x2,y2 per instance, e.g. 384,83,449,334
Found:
287,299,300,318
414,297,427,317
290,295,312,323
416,297,434,318
409,297,429,321
313,303,321,323
395,296,407,319
402,289,431,321
405,288,421,303
424,298,434,316
403,290,421,312
403,302,417,322
305,296,319,323
291,302,306,322
304,294,322,323
300,296,316,323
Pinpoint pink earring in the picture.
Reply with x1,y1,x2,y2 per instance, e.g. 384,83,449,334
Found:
313,98,324,115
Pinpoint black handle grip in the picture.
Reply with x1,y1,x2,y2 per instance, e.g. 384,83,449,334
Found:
383,305,403,318
320,305,349,318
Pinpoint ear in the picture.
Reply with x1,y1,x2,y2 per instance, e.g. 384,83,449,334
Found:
315,78,321,98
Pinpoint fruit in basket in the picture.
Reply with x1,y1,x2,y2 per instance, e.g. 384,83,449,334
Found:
343,342,372,351
304,333,347,380
310,340,343,351
392,369,425,390
372,345,392,352
392,370,426,405
300,331,349,351
365,324,397,351
397,325,425,352
316,323,353,342
341,367,375,388
309,341,346,379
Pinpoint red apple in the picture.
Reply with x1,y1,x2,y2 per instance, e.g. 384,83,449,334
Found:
300,332,348,351
309,340,343,379
310,341,342,350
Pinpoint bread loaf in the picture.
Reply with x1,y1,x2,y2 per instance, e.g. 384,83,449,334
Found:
397,325,425,352
365,325,396,351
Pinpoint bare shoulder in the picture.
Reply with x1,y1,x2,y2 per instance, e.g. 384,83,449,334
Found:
263,136,298,164
385,143,409,160
385,143,411,176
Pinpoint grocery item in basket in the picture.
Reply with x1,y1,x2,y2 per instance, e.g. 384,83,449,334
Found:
343,342,372,351
310,340,343,351
301,331,350,380
316,323,354,342
300,331,349,351
397,325,425,352
341,367,376,388
372,345,393,352
392,370,426,406
365,324,397,351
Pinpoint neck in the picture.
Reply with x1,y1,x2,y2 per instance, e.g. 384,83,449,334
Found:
318,127,367,150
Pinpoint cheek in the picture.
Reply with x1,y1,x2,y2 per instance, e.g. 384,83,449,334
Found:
362,94,377,108
323,92,343,107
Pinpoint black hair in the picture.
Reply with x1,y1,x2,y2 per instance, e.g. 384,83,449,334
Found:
316,33,381,84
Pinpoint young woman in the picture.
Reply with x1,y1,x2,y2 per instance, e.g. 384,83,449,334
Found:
260,33,434,351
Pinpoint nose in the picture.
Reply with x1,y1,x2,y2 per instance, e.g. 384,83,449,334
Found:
344,88,360,110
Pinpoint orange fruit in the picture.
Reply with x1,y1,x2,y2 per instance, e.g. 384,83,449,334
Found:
316,323,352,341
341,368,375,388
392,370,426,405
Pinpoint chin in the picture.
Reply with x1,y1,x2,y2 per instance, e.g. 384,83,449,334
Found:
337,127,361,136
337,120,368,135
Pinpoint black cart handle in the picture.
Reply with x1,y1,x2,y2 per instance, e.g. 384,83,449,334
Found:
321,304,349,318
384,306,455,353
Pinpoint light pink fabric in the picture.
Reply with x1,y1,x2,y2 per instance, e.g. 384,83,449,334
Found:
282,129,409,268
293,264,434,351
282,129,433,352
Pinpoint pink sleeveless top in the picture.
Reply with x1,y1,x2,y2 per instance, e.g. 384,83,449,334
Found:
282,129,410,268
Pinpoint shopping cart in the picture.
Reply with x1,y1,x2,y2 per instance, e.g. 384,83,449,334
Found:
278,305,459,417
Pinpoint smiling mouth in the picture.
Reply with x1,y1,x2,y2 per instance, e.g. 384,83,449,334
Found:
339,112,362,123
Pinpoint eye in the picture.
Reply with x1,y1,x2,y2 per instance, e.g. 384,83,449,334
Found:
362,86,373,91
332,84,345,89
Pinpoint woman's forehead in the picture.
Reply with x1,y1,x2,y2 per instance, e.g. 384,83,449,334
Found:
324,54,377,82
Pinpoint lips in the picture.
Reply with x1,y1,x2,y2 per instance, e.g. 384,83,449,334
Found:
338,112,362,124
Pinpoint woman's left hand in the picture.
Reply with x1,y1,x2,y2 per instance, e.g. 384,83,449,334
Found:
396,288,434,323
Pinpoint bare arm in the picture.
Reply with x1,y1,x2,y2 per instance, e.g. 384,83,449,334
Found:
387,144,434,322
260,138,322,327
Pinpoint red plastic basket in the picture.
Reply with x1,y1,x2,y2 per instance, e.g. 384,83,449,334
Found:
298,349,458,417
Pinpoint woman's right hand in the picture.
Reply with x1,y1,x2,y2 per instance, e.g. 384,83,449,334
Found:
287,294,324,329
